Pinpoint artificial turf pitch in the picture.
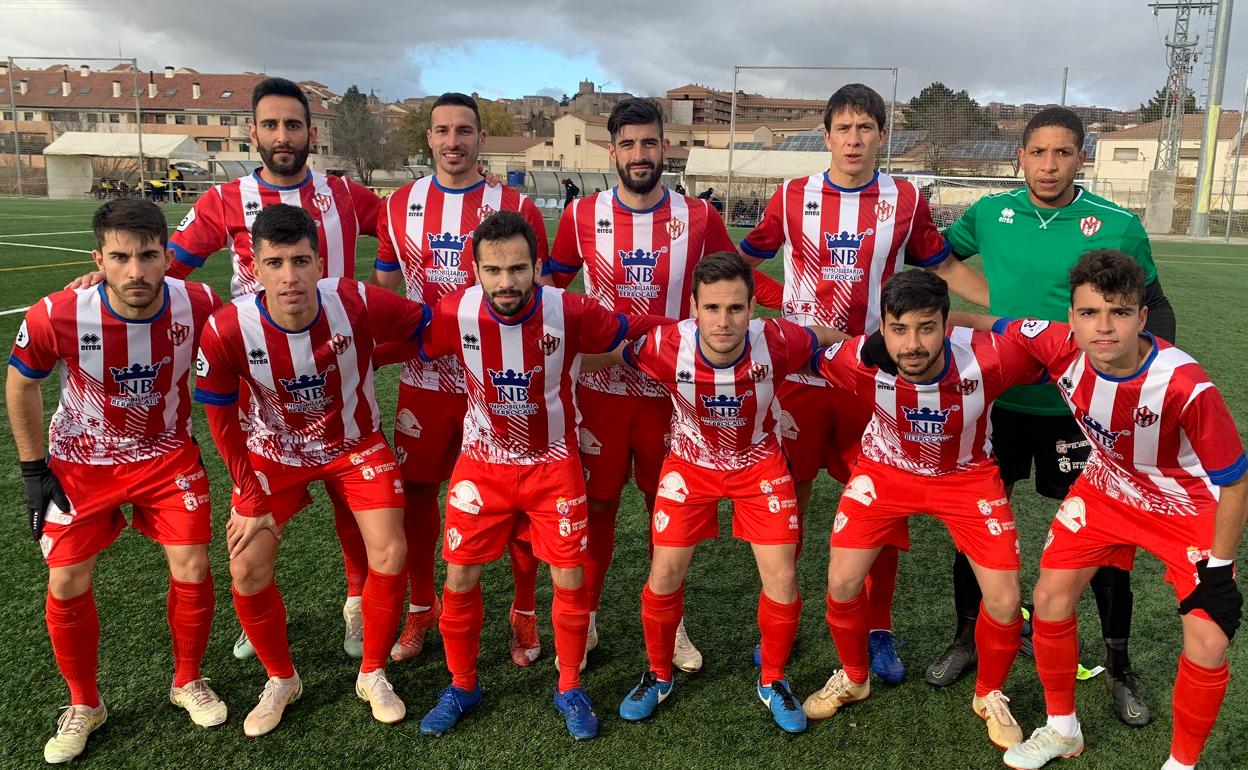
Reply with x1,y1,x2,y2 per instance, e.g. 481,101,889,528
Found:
0,197,1245,769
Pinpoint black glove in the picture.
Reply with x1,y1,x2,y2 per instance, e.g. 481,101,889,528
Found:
20,459,70,542
1178,559,1242,641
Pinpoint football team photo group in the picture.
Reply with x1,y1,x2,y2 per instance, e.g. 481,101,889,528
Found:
6,75,1245,770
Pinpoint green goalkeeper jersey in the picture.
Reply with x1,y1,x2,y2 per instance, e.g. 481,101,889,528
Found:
944,186,1158,415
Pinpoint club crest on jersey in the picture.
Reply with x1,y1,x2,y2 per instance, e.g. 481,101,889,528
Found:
312,193,332,214
844,475,876,506
875,200,894,222
427,232,471,285
167,322,190,346
667,218,685,239
539,333,561,356
657,471,688,503
902,405,958,442
487,367,541,416
331,334,352,355
1056,496,1086,533
1132,405,1160,428
834,511,849,533
821,229,871,281
477,204,496,220
957,378,979,395
109,359,169,407
701,393,749,427
618,246,668,298
654,510,670,533
1080,216,1102,237
1080,415,1129,457
448,481,482,515
446,527,462,551
78,332,101,351
279,367,335,412
749,362,769,383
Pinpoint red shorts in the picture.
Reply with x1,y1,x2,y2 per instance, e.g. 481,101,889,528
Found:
42,443,212,567
652,450,801,547
442,454,589,569
394,384,466,484
1041,475,1214,604
232,433,406,525
577,387,672,499
777,379,868,484
831,457,1020,571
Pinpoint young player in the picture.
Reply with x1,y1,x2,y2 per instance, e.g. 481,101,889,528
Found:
738,83,991,680
7,200,225,762
596,252,843,733
930,109,1175,726
417,211,663,741
370,92,546,666
194,204,429,736
804,269,1046,753
949,250,1245,770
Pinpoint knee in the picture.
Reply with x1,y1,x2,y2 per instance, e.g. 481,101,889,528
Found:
827,572,863,604
1031,582,1073,620
229,557,273,594
370,539,407,573
444,565,480,593
647,558,686,595
47,568,92,600
551,566,585,590
983,588,1021,624
169,550,210,584
1184,624,1230,668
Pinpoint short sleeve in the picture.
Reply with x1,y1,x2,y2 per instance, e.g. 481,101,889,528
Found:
993,334,1049,389
373,196,400,272
575,294,628,354
364,284,430,344
943,197,980,259
8,299,58,379
192,316,240,406
739,186,785,260
770,318,819,377
347,179,383,238
621,330,662,380
813,335,866,393
991,318,1078,376
1180,384,1247,485
903,192,952,267
168,187,228,275
702,204,737,254
1122,216,1159,284
544,202,584,279
418,294,455,361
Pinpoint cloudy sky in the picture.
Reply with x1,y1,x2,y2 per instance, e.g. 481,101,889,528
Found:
2,0,1246,110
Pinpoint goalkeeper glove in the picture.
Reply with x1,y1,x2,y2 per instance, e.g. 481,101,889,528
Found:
20,458,70,542
1178,559,1241,641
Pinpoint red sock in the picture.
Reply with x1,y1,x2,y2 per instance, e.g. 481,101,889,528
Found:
825,591,869,684
641,583,683,683
439,584,483,690
232,582,295,679
46,590,100,708
584,503,618,613
1032,614,1079,716
758,592,802,685
508,538,539,615
865,546,898,631
1171,653,1230,764
361,569,405,674
974,602,1022,696
403,491,441,609
168,574,214,688
330,489,369,598
552,582,591,692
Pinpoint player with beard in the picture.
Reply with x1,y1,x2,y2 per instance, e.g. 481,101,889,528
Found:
105,77,383,662
370,92,546,667
543,98,786,672
928,109,1176,729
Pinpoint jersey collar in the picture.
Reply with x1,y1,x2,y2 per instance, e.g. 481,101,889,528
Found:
902,338,953,386
695,329,750,369
97,282,170,324
1087,332,1159,383
253,168,313,191
823,170,879,193
255,289,323,334
432,176,486,195
485,285,543,326
612,186,669,214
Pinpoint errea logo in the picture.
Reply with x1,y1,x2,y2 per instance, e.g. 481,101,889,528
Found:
998,207,1015,224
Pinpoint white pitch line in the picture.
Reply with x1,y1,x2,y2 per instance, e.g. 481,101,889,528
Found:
0,242,92,254
1154,260,1248,267
0,306,30,316
0,229,94,238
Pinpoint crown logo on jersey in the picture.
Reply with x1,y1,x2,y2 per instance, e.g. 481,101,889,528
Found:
1081,414,1128,451
489,368,535,388
701,393,746,410
824,229,873,252
280,371,328,392
428,232,470,252
110,359,168,397
902,405,952,436
168,322,190,347
957,378,979,395
1132,405,1160,428
620,246,667,268
111,362,163,383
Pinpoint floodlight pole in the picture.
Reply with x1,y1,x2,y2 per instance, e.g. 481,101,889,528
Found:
1189,0,1233,236
131,58,146,192
7,56,21,196
1224,70,1248,240
1060,67,1069,106
725,66,739,224
886,68,898,172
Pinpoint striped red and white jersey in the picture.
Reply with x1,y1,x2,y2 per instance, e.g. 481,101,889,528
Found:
374,176,548,393
995,318,1247,515
547,187,737,398
624,317,818,470
193,278,429,467
168,169,382,297
816,327,1047,476
421,285,629,465
9,280,221,465
742,171,950,386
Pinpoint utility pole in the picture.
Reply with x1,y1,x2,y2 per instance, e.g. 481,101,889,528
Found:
1189,0,1234,236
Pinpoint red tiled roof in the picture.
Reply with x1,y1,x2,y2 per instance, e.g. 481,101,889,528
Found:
1100,112,1243,142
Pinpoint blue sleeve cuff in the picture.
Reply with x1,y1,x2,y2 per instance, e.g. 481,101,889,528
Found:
1209,453,1248,486
373,258,400,273
912,238,952,268
803,327,818,359
194,387,238,406
170,241,207,269
622,342,640,369
739,237,777,260
991,317,1014,335
8,354,51,379
809,347,828,378
541,256,581,277
607,314,629,352
412,303,431,340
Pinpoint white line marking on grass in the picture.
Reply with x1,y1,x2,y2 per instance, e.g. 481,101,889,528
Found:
0,259,92,272
0,229,94,238
1154,260,1248,267
0,306,30,315
0,242,92,255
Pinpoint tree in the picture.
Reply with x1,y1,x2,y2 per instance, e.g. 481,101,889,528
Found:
330,85,401,185
478,100,514,138
559,93,571,107
904,82,997,175
1138,85,1200,123
526,110,554,137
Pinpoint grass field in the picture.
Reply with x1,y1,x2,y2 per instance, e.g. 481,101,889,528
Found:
0,196,1245,770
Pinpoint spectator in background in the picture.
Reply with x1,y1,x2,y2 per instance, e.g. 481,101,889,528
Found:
697,186,713,200
563,178,580,209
